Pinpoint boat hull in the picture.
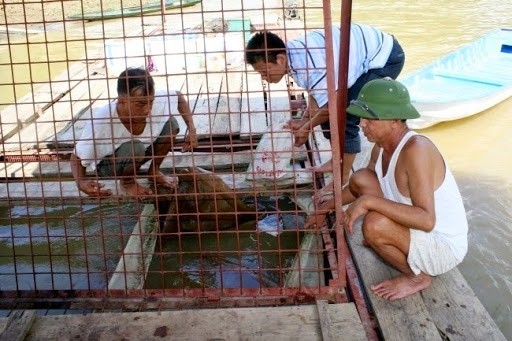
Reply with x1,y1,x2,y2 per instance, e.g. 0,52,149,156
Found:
68,0,202,21
400,28,512,129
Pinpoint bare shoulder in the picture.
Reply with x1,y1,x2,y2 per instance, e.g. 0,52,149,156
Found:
403,134,441,156
400,134,446,182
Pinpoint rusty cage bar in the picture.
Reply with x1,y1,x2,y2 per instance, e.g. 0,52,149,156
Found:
0,0,355,312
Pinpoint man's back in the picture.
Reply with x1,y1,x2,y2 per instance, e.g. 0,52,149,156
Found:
286,23,394,104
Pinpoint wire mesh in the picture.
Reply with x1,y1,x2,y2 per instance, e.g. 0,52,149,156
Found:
0,0,346,309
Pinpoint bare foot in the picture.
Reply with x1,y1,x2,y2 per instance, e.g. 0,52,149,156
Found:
152,171,179,189
371,273,432,300
121,180,152,200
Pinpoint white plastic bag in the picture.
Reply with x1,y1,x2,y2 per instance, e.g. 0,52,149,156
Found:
257,213,306,236
246,124,295,182
257,214,283,237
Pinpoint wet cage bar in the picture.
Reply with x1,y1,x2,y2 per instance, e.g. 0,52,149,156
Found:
0,0,357,312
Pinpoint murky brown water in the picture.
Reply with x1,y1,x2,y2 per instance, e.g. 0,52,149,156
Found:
305,0,512,337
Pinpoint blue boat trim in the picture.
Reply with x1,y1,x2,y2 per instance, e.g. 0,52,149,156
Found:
399,27,512,129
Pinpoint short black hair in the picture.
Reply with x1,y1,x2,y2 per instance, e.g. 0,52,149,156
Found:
117,67,155,97
245,31,286,65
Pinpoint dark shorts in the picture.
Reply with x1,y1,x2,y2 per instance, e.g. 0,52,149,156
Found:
321,37,405,153
96,117,179,177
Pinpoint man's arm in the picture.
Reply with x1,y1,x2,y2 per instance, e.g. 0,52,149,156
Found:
288,95,330,147
70,153,112,197
176,91,198,152
304,184,358,229
305,143,378,229
344,140,438,233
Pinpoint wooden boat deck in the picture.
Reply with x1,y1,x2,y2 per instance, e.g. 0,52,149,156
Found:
1,302,368,341
347,220,506,340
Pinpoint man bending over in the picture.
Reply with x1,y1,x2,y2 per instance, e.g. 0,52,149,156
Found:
71,67,198,200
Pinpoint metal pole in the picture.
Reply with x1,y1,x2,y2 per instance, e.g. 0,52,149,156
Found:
161,0,166,23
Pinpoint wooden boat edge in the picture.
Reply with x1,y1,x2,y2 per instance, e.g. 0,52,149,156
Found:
67,0,202,21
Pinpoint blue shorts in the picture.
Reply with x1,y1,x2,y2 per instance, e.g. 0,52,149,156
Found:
321,37,405,153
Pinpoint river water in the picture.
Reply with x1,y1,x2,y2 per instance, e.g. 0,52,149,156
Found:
304,0,512,337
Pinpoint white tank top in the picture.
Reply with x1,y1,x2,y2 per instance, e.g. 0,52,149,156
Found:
375,131,468,261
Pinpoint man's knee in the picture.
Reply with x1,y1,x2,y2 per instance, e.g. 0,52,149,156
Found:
348,168,380,196
152,119,179,147
117,140,146,158
362,211,392,246
97,140,146,177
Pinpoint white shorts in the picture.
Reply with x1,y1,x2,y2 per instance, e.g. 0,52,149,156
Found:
408,229,461,276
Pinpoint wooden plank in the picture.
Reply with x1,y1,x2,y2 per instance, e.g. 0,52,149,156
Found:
19,151,254,178
191,72,226,137
317,300,335,341
108,204,158,290
285,193,325,288
0,318,7,334
0,171,314,203
25,304,366,341
0,179,127,203
2,71,113,153
284,233,324,288
181,73,204,138
422,269,507,341
0,61,96,144
240,71,267,138
0,310,36,341
316,300,367,341
214,69,243,136
328,303,367,341
346,221,442,341
266,76,292,127
0,160,39,179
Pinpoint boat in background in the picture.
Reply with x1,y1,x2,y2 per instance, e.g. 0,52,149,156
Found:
400,28,512,129
68,0,202,21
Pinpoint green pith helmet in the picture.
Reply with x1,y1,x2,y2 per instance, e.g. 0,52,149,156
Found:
347,78,420,120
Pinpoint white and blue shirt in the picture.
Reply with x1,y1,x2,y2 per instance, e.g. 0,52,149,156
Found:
74,90,178,170
287,24,394,107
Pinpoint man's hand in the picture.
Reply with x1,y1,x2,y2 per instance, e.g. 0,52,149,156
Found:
285,118,306,132
304,211,328,230
284,119,311,147
304,198,335,229
344,195,370,234
292,127,310,147
77,180,112,198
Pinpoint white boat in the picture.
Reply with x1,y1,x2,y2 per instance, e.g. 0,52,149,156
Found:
400,28,512,129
